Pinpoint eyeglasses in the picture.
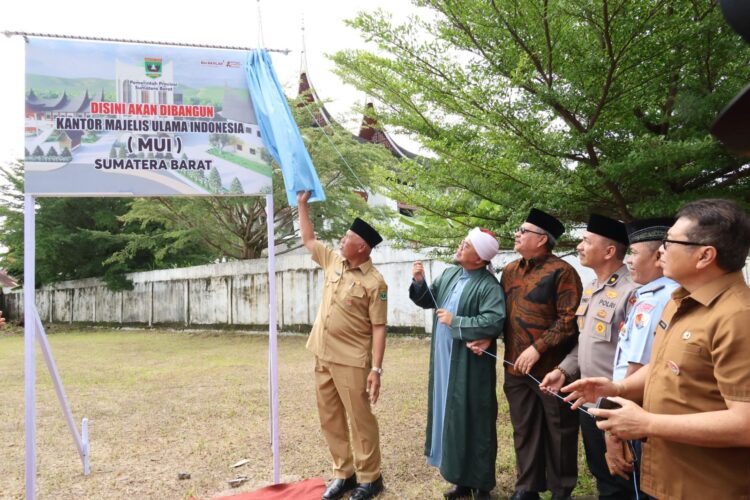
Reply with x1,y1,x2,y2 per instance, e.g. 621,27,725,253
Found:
516,227,546,236
661,237,709,250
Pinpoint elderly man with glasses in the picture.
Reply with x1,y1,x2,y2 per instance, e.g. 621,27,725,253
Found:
470,208,582,500
562,198,750,499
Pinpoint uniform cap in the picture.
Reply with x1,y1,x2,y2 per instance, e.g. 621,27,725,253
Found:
350,218,383,248
626,217,675,244
586,214,629,246
526,208,565,240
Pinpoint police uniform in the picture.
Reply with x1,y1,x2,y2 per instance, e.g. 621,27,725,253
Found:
559,214,638,500
559,264,638,500
559,264,638,380
613,276,679,381
307,240,388,483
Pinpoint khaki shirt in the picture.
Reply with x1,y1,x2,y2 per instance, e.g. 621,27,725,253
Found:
640,272,750,500
559,265,637,379
306,240,388,368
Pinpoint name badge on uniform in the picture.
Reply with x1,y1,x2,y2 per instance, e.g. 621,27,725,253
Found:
635,313,650,329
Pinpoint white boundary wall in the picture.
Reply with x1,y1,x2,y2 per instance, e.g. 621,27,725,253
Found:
5,249,747,333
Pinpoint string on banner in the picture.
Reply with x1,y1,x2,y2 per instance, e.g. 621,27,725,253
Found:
3,31,291,54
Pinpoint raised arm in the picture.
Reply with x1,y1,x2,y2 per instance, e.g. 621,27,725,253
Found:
297,191,316,252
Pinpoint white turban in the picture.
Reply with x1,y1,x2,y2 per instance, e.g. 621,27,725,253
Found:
467,227,499,262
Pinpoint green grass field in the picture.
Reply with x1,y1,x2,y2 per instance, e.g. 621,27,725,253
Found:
0,328,595,499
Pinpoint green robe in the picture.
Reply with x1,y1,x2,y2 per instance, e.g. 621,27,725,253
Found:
409,265,506,491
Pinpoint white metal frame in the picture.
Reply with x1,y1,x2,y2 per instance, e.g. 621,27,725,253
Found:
24,193,281,498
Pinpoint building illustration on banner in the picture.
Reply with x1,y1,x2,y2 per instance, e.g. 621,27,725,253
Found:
24,38,272,197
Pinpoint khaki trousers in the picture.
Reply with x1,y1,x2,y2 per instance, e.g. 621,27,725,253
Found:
314,356,381,482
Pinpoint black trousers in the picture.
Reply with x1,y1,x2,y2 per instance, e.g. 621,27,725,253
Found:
504,373,579,495
579,412,638,500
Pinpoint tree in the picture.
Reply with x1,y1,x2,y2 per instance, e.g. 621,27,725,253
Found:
333,0,750,249
116,97,396,261
229,177,244,194
0,161,217,288
208,167,223,193
1,97,400,285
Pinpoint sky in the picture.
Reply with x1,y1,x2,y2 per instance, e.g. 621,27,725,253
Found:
0,0,429,165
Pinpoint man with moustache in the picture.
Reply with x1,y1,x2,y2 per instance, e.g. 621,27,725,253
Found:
297,191,388,500
410,228,506,500
540,214,637,500
563,199,750,499
469,209,582,500
605,218,678,490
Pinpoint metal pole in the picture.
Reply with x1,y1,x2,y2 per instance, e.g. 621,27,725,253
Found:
24,195,36,500
265,193,280,484
32,304,87,471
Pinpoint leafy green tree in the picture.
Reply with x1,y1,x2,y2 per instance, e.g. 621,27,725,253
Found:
0,161,217,288
333,0,750,249
229,177,244,194
208,167,222,192
117,97,396,261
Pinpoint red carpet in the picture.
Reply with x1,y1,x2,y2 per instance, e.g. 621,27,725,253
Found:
210,478,326,500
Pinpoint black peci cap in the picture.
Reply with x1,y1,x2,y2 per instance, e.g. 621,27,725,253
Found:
526,208,565,240
626,217,675,244
586,214,629,246
350,218,383,248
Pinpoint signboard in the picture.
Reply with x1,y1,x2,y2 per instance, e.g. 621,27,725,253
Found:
24,38,273,196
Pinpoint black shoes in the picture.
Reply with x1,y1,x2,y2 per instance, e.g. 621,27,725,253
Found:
444,484,491,499
322,473,357,500
510,491,540,500
349,475,385,500
444,485,472,499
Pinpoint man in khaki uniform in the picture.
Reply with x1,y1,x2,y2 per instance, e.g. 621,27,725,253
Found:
297,191,387,500
541,214,637,499
562,199,750,499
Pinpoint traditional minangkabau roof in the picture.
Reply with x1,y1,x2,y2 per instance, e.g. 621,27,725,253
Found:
0,269,19,289
25,90,70,113
56,90,95,114
358,101,420,160
25,88,106,114
297,70,335,128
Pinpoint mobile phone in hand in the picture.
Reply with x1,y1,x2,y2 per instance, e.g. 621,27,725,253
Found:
594,397,622,421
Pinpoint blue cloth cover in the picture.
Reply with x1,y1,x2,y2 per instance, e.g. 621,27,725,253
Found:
245,50,325,206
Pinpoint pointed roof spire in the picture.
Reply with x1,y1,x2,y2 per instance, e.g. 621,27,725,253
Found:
297,22,334,128
300,15,308,76
357,99,418,160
